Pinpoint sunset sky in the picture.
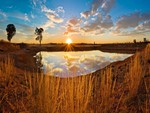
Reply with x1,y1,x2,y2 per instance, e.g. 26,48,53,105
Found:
0,0,150,43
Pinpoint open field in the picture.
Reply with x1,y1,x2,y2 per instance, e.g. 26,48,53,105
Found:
0,40,150,113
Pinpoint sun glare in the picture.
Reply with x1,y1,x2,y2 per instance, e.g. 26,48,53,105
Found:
66,38,72,44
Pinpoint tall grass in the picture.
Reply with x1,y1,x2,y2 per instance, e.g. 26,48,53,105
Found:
25,72,94,113
0,56,29,112
0,44,149,113
125,44,150,113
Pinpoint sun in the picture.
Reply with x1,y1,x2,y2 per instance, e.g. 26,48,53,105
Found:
66,38,72,44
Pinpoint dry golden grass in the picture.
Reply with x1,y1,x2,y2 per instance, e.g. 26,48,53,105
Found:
125,44,150,113
0,40,20,52
24,73,94,113
0,44,149,113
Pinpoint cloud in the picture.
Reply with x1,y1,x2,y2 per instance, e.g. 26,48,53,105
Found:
101,15,113,29
68,65,80,72
24,13,30,22
38,51,132,77
42,21,55,29
64,0,115,36
0,10,7,22
65,12,113,35
8,11,30,22
116,12,150,30
17,13,30,22
78,54,111,72
57,6,65,13
101,0,115,14
0,10,30,22
41,5,64,29
135,20,150,31
81,13,113,34
52,68,63,75
64,25,78,35
84,21,89,25
41,5,64,23
91,0,104,14
15,23,34,34
116,12,141,30
120,27,150,37
31,12,35,19
80,11,91,19
64,18,82,35
41,5,56,14
32,0,37,7
92,0,116,14
80,0,116,19
112,28,149,37
68,18,82,26
45,13,63,23
0,10,7,17
64,54,79,61
113,11,150,36
31,0,46,7
141,12,150,21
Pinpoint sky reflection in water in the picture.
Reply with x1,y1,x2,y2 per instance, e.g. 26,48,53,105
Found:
36,51,132,77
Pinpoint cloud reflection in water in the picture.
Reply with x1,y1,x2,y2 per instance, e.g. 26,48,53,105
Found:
36,51,132,77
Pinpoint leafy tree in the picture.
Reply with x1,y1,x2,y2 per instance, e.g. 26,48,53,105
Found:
35,27,44,46
6,24,16,42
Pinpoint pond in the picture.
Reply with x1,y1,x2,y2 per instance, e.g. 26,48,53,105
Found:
35,51,132,77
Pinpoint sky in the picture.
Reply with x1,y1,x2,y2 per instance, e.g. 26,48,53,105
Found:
0,0,150,43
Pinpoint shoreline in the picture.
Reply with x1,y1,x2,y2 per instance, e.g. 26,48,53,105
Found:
0,41,149,74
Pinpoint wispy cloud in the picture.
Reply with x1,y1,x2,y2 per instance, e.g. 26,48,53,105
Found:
15,23,34,33
65,0,115,36
136,20,150,31
80,0,116,19
0,10,30,22
45,13,63,23
7,11,30,22
64,18,82,35
31,0,37,7
57,6,65,13
30,12,35,19
91,0,104,14
116,12,150,30
41,5,64,30
65,13,113,35
41,5,56,14
113,11,150,36
31,0,47,7
65,0,150,38
116,12,141,30
81,14,113,34
68,18,82,26
0,10,7,17
41,5,64,23
80,11,91,19
101,0,115,14
42,21,55,29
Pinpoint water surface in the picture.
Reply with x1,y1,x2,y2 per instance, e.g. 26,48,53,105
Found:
35,51,132,77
